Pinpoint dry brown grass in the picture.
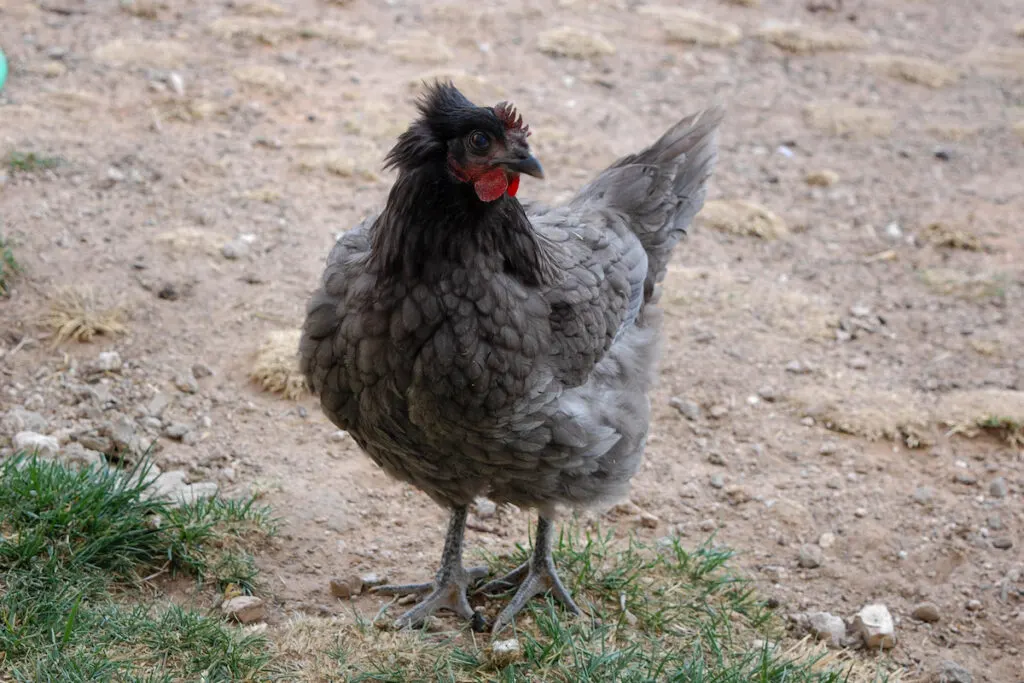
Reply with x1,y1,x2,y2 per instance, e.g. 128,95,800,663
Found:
865,55,960,88
386,32,454,65
787,386,933,448
43,287,127,347
919,268,1006,300
698,199,788,239
249,329,307,400
936,389,1024,444
537,27,616,59
638,7,742,47
804,103,894,137
758,23,869,53
921,222,985,251
153,227,227,256
961,47,1024,77
92,38,190,69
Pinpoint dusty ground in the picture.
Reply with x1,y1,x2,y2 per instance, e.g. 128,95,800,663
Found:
1,0,1022,680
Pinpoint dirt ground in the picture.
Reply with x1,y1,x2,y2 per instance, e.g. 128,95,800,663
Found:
1,0,1022,680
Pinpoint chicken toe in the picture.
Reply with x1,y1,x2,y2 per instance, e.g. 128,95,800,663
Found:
369,506,489,630
488,516,582,634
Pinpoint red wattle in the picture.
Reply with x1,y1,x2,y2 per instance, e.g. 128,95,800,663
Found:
507,174,520,197
473,168,509,202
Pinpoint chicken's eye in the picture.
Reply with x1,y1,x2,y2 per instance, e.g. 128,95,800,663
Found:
469,131,490,153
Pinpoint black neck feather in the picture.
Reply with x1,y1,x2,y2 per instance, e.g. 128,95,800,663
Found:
368,157,554,287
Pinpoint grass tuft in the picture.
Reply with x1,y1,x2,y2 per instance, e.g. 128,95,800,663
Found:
43,286,128,346
6,151,62,174
0,454,277,680
1,234,19,295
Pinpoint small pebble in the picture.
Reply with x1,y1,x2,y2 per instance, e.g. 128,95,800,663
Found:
96,351,123,372
191,363,214,379
954,472,977,485
798,544,823,569
965,599,982,612
175,374,199,394
988,477,1008,498
818,532,836,549
913,486,934,505
329,576,363,599
164,423,190,440
221,596,265,624
911,602,941,623
709,473,725,489
934,660,972,683
221,239,249,260
669,396,700,421
991,538,1013,550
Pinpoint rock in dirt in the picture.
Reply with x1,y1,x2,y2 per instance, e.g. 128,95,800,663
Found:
192,363,214,379
807,611,846,647
670,396,701,420
175,374,199,394
360,572,388,588
221,596,266,623
61,442,105,470
988,477,1008,498
176,482,218,506
164,423,191,441
329,575,363,599
221,239,250,260
13,432,60,458
488,638,523,666
853,604,896,649
991,538,1013,550
798,544,824,568
933,661,972,683
911,602,942,623
913,486,935,504
472,497,497,519
96,351,123,372
2,408,48,435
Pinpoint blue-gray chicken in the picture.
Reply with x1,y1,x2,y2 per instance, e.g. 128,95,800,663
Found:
300,82,722,633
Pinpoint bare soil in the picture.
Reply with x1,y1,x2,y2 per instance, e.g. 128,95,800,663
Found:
1,0,1022,680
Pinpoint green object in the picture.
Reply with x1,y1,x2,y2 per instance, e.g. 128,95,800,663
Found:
0,48,7,92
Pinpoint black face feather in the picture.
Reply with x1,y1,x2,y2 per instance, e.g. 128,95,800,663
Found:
369,82,554,287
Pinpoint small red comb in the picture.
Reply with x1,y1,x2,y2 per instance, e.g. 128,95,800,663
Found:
494,101,531,137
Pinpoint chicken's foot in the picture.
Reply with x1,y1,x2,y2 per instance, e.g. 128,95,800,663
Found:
479,516,581,634
371,505,488,631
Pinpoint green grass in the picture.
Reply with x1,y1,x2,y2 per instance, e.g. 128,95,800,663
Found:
279,526,897,682
1,454,897,682
0,234,18,295
6,151,62,174
0,454,278,681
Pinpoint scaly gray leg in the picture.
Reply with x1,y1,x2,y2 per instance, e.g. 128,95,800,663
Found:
371,506,488,630
481,516,581,634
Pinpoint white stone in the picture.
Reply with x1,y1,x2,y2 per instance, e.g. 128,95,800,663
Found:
853,603,896,649
221,596,266,623
13,431,60,459
808,611,846,647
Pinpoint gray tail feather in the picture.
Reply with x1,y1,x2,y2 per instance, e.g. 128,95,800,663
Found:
571,104,724,301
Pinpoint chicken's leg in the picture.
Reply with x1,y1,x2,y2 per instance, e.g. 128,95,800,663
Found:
478,516,581,633
371,505,488,630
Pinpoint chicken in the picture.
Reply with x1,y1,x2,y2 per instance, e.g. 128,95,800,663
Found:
300,82,722,633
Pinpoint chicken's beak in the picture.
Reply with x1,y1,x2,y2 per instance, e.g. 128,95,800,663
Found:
498,153,544,179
